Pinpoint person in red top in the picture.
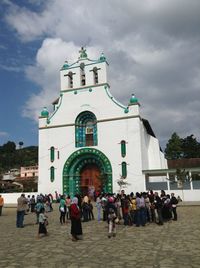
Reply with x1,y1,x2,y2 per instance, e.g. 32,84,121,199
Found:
70,197,83,241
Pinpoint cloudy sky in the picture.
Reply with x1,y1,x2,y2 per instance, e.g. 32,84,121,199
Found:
0,0,200,149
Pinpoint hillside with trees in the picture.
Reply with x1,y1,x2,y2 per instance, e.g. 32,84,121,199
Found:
0,141,38,174
0,133,200,172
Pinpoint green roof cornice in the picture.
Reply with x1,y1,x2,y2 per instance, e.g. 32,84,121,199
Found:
60,49,109,70
104,85,127,110
61,82,110,93
60,59,109,71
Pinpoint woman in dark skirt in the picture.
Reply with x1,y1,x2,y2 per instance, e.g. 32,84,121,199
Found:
70,197,83,241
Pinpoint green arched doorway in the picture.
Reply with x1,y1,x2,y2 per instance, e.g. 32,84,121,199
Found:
63,148,112,197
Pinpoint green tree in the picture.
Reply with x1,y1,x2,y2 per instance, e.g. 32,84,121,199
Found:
0,141,38,173
1,141,16,153
0,141,16,170
181,135,200,158
15,146,38,167
165,133,200,159
165,132,183,159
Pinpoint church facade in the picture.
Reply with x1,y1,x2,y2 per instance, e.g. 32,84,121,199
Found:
38,48,167,197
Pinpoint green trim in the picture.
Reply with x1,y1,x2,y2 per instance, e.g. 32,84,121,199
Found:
62,148,112,196
124,107,129,113
75,111,98,147
60,59,109,71
98,115,140,123
50,166,55,182
39,115,141,130
121,140,126,157
61,82,110,93
104,85,127,110
121,162,127,178
50,146,55,162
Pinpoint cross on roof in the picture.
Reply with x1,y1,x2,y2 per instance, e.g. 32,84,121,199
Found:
79,47,87,59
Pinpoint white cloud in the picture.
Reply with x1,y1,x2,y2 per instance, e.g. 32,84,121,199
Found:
3,0,200,148
23,38,101,120
0,64,22,72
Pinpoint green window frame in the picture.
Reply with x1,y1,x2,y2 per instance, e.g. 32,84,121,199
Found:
121,140,126,157
50,166,55,182
121,162,127,178
75,111,98,147
50,146,55,162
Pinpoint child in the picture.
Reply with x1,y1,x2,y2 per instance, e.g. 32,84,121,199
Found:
65,195,71,220
107,197,117,238
37,207,48,238
107,207,117,238
35,199,44,224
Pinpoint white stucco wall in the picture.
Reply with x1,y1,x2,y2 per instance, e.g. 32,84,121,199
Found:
38,85,160,196
147,136,166,169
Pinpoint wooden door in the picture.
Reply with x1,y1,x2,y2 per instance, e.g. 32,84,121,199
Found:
80,164,101,197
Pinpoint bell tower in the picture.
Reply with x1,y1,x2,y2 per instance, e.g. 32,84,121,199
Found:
60,47,109,92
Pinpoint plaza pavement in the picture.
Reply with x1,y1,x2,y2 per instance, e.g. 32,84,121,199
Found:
0,204,200,268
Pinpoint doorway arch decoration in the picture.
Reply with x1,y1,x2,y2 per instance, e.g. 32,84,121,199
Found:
63,148,112,196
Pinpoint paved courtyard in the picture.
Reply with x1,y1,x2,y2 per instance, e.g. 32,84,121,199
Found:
0,204,200,268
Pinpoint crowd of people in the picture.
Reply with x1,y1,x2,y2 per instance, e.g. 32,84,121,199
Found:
14,189,180,240
16,193,53,238
55,189,180,240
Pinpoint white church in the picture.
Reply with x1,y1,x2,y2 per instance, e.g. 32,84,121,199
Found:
3,48,200,204
38,48,167,198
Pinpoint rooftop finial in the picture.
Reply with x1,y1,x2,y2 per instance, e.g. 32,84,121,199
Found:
129,93,138,105
79,47,87,59
99,52,106,61
61,60,69,70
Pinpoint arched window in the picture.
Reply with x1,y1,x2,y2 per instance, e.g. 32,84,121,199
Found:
121,140,126,157
121,162,127,178
50,146,55,162
93,67,98,84
80,63,86,86
68,71,73,88
50,166,55,182
75,111,97,147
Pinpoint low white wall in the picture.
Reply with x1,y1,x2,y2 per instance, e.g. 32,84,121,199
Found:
1,192,38,205
2,189,200,203
166,190,200,202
